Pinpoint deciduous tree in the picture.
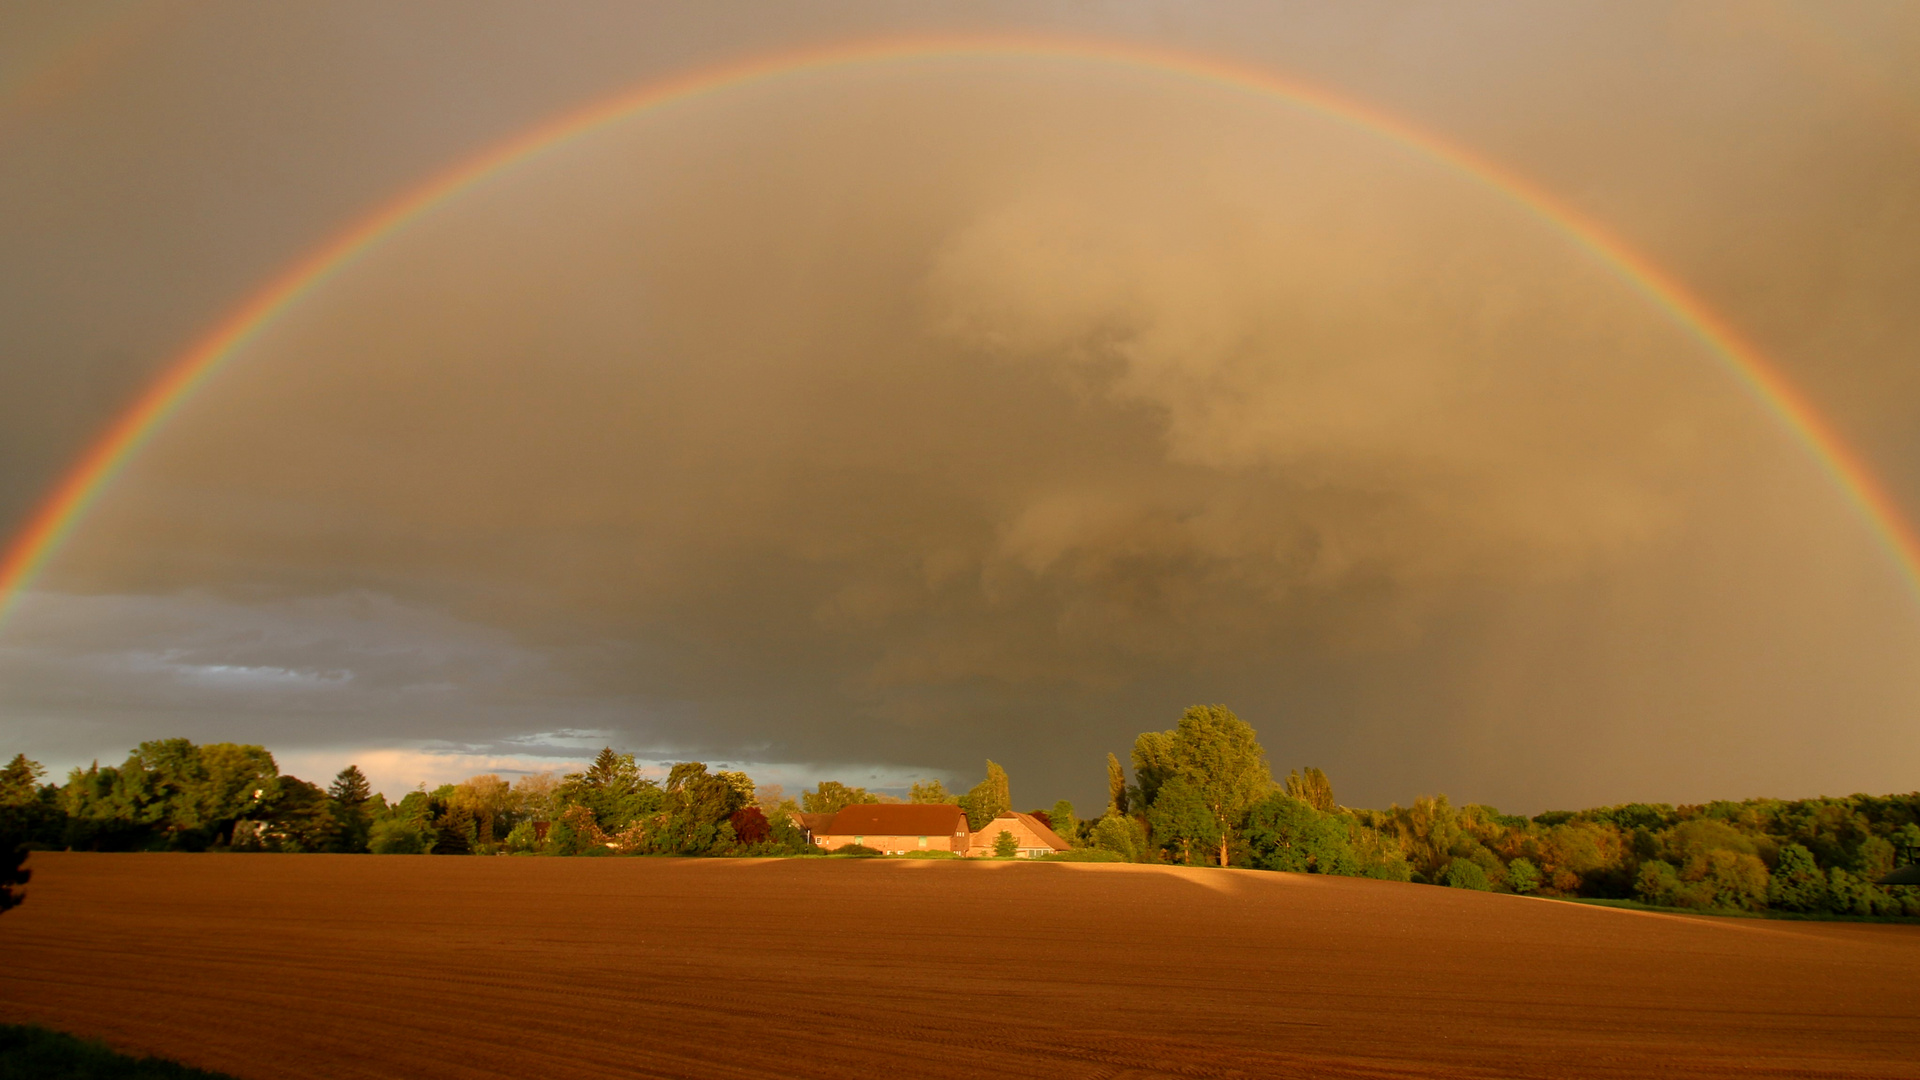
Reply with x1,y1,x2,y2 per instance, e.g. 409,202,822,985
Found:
961,762,1011,831
1134,705,1272,867
1283,767,1336,813
803,780,878,815
1049,800,1078,845
911,779,956,804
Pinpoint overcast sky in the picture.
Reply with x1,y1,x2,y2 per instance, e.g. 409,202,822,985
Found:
4,1,1920,813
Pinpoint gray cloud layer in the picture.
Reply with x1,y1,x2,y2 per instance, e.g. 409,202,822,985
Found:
4,3,1920,811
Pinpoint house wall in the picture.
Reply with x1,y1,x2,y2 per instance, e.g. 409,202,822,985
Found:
815,830,968,854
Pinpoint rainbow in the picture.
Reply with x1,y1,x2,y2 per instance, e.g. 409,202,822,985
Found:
4,33,1917,628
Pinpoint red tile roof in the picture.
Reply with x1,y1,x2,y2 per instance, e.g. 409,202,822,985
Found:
823,803,968,836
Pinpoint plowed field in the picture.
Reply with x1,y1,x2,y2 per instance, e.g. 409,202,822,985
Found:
2,853,1915,1078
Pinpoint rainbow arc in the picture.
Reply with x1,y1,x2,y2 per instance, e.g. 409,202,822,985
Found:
3,34,1915,626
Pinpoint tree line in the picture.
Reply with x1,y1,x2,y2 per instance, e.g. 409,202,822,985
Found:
4,706,1918,919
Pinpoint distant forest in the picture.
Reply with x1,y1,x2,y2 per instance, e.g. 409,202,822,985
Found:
4,705,1917,920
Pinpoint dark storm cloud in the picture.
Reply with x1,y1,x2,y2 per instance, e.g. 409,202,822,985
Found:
4,2,1920,811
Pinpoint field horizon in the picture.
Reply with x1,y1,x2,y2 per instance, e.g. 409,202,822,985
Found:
2,852,1914,1079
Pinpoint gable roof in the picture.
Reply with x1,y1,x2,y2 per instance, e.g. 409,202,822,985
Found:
975,811,1072,851
792,812,837,837
823,803,968,836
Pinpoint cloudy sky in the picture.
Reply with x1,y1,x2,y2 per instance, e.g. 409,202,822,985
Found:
4,1,1919,813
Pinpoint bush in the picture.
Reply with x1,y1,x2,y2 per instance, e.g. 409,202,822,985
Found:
1040,848,1128,863
897,850,962,859
829,843,883,857
0,1023,238,1078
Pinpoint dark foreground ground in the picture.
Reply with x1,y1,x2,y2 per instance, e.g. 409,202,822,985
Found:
1,853,1915,1079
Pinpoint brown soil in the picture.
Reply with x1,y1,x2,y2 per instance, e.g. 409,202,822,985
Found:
1,853,1914,1079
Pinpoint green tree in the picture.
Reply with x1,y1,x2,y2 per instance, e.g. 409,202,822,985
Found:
1049,800,1078,846
1636,859,1683,906
1442,860,1492,890
1134,705,1273,867
654,762,752,853
960,761,1011,832
453,774,513,848
1130,732,1176,809
0,755,64,852
136,739,281,847
803,780,879,815
1701,850,1771,911
1827,866,1873,916
1769,843,1827,911
434,803,475,855
584,747,640,791
1146,776,1219,865
1244,793,1354,874
368,815,435,854
559,748,660,833
1506,857,1542,894
0,760,41,914
910,779,956,804
0,755,44,805
1092,815,1144,862
327,765,374,853
1282,767,1336,812
1106,753,1128,817
992,829,1019,858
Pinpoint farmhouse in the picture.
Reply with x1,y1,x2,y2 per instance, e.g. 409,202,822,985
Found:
810,803,970,854
803,804,1074,858
965,811,1071,859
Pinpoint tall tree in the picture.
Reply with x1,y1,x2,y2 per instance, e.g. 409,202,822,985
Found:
962,761,1011,831
1105,753,1129,817
1049,800,1078,845
0,755,64,852
328,765,372,807
1135,705,1273,867
1129,732,1176,809
659,763,752,853
0,755,44,805
327,765,375,852
560,749,659,833
583,748,641,793
1283,767,1336,813
454,774,513,846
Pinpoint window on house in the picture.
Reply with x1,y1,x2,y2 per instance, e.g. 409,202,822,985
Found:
918,836,927,846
